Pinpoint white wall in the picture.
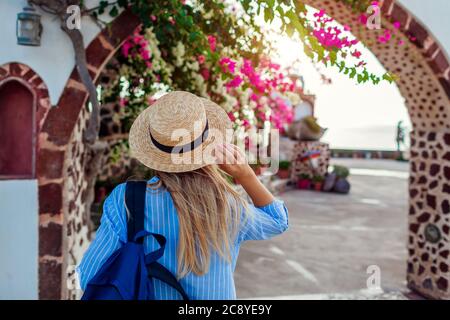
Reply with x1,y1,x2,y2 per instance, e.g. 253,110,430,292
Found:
0,0,116,105
0,180,38,299
398,0,450,57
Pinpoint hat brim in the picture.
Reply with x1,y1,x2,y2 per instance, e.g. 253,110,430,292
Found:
129,96,232,173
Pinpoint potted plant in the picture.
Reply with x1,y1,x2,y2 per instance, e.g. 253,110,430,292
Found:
312,175,324,191
297,173,311,190
332,165,351,194
332,165,350,179
277,160,291,179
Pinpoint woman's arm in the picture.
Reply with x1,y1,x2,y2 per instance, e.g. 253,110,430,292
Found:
76,184,127,290
215,143,289,242
215,143,274,207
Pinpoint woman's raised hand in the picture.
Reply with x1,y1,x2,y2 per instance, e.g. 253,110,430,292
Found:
214,143,254,180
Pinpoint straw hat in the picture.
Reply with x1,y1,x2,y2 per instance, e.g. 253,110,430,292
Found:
129,91,232,173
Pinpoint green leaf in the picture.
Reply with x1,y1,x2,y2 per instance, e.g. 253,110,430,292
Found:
242,0,251,11
357,74,363,83
189,31,200,42
382,72,397,83
109,6,119,17
285,10,306,38
266,0,275,8
117,0,128,8
329,50,337,65
304,46,314,59
294,2,307,14
308,35,324,61
276,5,284,18
285,23,294,37
264,7,274,23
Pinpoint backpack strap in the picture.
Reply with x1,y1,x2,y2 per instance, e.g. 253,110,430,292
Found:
147,262,189,300
145,234,189,300
125,180,189,300
125,180,147,243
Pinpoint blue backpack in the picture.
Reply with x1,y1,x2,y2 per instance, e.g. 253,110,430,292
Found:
81,180,189,300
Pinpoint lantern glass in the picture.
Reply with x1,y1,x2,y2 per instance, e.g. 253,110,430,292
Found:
16,7,42,46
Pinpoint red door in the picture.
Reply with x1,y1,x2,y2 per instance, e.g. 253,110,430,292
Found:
0,80,35,178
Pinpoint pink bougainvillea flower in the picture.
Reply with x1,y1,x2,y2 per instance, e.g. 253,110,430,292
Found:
356,60,367,68
359,14,368,25
343,24,351,31
371,1,379,6
393,21,401,29
219,57,236,73
200,68,210,80
119,97,128,107
378,36,387,43
197,55,206,64
409,36,416,42
133,34,142,43
384,30,392,41
140,49,151,60
269,62,281,70
150,15,157,22
145,61,152,69
121,42,132,58
207,35,217,52
351,50,362,59
226,75,243,89
398,39,405,46
313,9,326,18
250,93,259,102
147,96,157,105
258,112,267,122
227,112,236,122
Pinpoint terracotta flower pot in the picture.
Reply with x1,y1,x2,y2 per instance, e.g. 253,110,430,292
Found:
297,179,311,190
313,182,323,191
277,169,290,179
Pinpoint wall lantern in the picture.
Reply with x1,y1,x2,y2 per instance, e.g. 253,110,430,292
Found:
16,6,42,46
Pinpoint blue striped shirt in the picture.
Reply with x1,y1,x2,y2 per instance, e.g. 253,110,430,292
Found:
77,176,289,300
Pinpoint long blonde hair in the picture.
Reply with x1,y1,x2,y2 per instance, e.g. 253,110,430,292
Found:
154,165,247,278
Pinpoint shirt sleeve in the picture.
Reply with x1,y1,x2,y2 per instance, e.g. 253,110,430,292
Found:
76,183,127,291
237,199,289,243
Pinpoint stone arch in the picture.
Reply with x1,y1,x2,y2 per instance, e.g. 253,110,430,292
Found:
37,1,450,299
35,10,140,299
302,0,450,299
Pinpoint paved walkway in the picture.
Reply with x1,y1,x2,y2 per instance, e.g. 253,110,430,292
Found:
235,159,410,299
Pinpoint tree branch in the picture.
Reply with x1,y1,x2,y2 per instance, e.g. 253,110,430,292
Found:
29,0,101,144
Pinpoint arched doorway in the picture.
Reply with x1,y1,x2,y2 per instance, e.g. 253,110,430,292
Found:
36,0,449,299
300,0,450,299
0,64,51,299
0,80,35,178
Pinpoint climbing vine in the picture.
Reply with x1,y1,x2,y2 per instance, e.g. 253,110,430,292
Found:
29,0,403,147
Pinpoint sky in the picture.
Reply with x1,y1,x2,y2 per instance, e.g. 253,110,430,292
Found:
266,8,411,151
